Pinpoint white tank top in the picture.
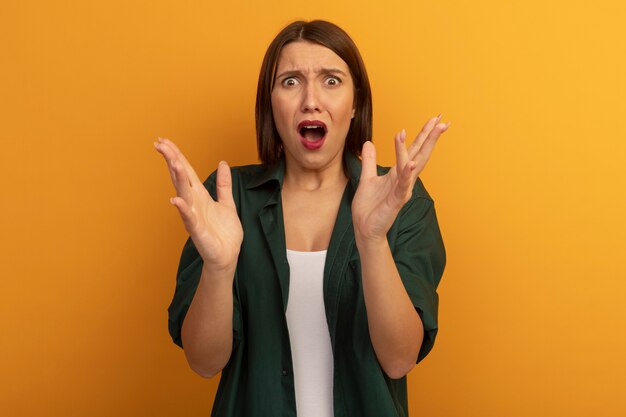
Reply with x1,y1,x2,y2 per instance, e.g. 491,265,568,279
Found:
285,249,334,417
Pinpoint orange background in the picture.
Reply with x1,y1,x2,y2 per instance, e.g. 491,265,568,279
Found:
2,1,625,416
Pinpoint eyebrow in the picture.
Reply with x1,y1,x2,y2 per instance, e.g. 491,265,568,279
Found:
275,67,348,80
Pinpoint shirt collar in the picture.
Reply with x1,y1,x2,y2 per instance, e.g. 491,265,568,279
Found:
245,151,363,190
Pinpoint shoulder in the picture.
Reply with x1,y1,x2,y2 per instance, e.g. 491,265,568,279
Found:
201,162,277,199
410,177,434,203
233,163,273,183
202,163,267,182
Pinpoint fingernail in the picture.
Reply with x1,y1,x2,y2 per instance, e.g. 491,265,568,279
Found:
153,142,159,149
401,128,406,142
436,113,442,120
169,197,175,205
445,121,451,128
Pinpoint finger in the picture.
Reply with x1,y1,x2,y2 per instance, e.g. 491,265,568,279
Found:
154,139,175,164
413,122,449,172
216,161,236,209
158,137,203,186
360,141,377,179
408,114,441,160
155,141,184,189
170,159,193,201
155,141,178,183
170,196,196,231
394,129,409,174
392,161,416,207
155,141,192,200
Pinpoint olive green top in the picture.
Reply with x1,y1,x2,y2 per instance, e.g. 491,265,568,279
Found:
168,151,446,417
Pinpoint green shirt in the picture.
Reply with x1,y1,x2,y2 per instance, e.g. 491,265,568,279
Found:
168,151,446,417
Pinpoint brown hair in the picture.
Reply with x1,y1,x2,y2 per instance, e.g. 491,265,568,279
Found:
255,20,373,165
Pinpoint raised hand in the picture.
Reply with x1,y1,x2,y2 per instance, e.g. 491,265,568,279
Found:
352,115,450,243
154,138,243,270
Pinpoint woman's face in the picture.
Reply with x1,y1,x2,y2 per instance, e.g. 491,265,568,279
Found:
271,41,355,173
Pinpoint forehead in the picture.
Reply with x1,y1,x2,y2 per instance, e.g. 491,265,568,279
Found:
275,41,350,73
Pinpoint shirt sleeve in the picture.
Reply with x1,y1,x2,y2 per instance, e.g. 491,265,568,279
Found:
167,237,204,348
392,195,446,363
166,170,243,350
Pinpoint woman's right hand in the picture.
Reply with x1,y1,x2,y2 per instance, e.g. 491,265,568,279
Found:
154,137,243,271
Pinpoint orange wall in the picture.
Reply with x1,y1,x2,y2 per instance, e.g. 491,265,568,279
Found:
2,1,625,416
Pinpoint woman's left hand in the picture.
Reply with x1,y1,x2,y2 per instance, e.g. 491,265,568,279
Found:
352,114,450,243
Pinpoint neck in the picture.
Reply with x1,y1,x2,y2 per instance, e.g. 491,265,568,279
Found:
283,157,347,192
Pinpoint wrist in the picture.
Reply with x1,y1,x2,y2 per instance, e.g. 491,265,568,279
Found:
201,259,237,278
355,233,389,253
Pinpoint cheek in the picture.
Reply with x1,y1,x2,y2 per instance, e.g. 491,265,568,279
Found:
331,96,356,121
270,98,286,125
271,94,292,115
271,97,294,140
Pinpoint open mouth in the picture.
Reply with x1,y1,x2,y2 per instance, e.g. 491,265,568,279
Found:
297,120,327,150
300,125,326,141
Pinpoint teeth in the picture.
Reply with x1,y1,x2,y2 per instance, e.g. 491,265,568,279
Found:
303,126,319,129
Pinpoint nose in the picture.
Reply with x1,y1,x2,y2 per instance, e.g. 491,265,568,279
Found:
301,83,321,113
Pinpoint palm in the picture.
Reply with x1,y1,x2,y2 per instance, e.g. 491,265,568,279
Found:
155,138,243,269
353,167,403,240
188,185,243,267
352,115,449,241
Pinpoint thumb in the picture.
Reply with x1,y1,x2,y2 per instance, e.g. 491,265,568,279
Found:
360,141,377,179
216,161,236,209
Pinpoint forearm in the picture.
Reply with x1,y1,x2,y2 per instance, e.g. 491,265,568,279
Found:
181,262,235,378
357,237,424,379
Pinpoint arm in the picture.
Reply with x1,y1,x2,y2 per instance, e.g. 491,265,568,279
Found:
180,262,236,378
155,137,243,378
352,115,449,379
356,237,423,379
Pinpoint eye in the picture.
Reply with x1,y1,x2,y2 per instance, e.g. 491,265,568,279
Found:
281,77,299,87
325,76,342,86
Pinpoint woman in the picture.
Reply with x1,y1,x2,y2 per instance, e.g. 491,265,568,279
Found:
155,20,449,417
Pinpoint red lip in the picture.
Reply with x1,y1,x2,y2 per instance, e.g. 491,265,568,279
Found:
297,120,328,151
